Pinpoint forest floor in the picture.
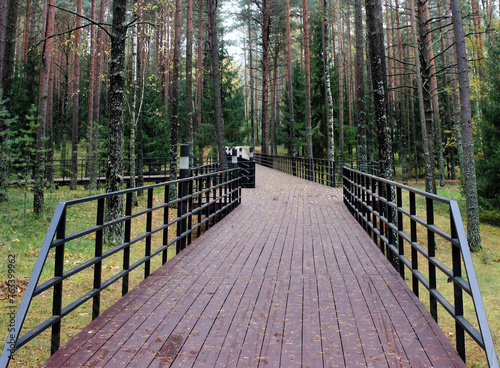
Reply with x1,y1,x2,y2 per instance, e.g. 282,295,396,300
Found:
0,170,498,367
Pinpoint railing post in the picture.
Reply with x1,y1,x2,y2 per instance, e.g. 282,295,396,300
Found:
163,184,170,264
409,192,419,297
122,192,132,296
145,188,153,278
231,149,238,210
92,198,105,320
177,144,190,253
396,187,404,278
426,197,438,321
51,208,66,355
450,208,465,361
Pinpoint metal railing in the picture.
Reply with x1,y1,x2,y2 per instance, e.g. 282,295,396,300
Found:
343,166,498,368
254,153,378,187
0,166,242,367
11,156,218,186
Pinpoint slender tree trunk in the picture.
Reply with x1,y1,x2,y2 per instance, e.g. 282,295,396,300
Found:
86,0,97,189
270,37,280,155
248,11,255,149
285,0,295,157
303,0,313,159
34,0,56,213
195,0,204,139
422,1,445,187
1,0,19,109
354,0,366,164
186,0,194,161
449,0,482,251
207,0,226,167
446,0,463,172
417,0,436,193
259,0,271,155
366,0,393,179
0,1,6,91
106,0,127,243
335,0,344,162
169,0,181,186
70,0,82,190
129,16,138,205
322,0,335,163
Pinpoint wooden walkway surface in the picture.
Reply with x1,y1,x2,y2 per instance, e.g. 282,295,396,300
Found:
42,165,466,367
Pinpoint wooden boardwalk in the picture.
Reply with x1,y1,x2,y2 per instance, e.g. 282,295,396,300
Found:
41,165,466,367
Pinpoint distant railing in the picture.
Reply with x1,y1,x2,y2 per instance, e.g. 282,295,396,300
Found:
0,161,242,367
11,156,218,186
343,167,498,368
254,153,378,187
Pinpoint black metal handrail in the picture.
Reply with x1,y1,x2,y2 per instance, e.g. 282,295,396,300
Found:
11,156,218,185
0,167,241,367
343,166,498,368
254,153,378,187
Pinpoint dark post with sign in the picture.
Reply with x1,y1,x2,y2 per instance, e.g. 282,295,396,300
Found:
177,145,190,253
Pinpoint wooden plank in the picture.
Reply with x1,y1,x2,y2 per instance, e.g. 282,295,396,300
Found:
40,165,468,368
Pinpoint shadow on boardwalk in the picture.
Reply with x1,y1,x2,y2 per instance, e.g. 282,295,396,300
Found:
42,165,465,367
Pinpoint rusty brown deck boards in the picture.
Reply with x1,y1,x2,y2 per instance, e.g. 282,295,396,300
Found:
41,165,466,368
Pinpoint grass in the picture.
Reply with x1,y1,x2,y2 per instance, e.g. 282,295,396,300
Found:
0,184,201,367
394,180,500,367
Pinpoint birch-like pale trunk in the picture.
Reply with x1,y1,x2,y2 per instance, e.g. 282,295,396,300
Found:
366,0,393,180
335,0,344,163
323,0,335,163
106,0,127,244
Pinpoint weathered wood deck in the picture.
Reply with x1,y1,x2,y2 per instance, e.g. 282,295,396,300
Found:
41,165,466,367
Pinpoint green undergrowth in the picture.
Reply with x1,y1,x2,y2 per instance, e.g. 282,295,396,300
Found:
0,184,184,367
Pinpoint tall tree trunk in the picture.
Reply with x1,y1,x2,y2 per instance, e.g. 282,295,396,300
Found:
21,0,31,67
437,0,456,180
0,1,6,91
323,0,335,162
417,0,436,193
303,0,313,159
422,0,445,187
186,0,194,161
169,0,181,185
335,0,344,162
87,0,97,190
366,0,393,179
106,0,127,243
285,0,295,157
92,0,106,187
34,0,56,213
259,0,271,155
70,0,83,190
449,0,482,251
248,10,255,149
207,0,226,167
270,37,280,155
446,0,463,172
1,0,19,109
129,13,138,205
195,0,204,140
354,0,366,164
